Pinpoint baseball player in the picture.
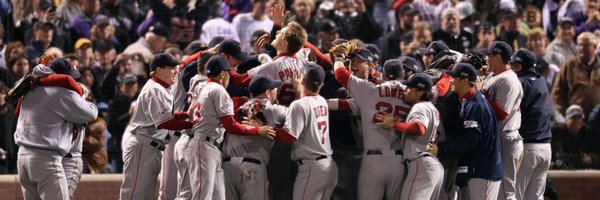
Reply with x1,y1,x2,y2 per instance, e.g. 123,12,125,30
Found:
228,21,310,106
482,41,524,200
272,63,338,200
14,58,98,200
187,56,275,200
332,47,409,200
375,73,444,200
512,49,553,200
438,63,503,200
222,75,288,200
120,53,194,200
174,51,213,200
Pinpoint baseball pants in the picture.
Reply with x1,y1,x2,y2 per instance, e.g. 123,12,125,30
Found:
188,136,225,200
357,151,405,200
498,130,523,200
120,134,163,200
159,133,180,200
516,143,551,200
174,134,193,200
293,157,338,200
223,158,269,200
458,178,501,200
400,156,444,200
17,152,69,200
62,155,83,200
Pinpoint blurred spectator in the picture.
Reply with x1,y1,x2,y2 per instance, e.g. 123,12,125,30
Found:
288,0,318,41
547,18,579,66
0,81,16,174
221,0,254,21
107,74,139,173
83,116,109,174
99,0,141,52
497,9,528,50
476,22,496,49
56,0,82,24
433,8,473,52
528,27,563,88
552,32,600,116
200,14,240,45
399,33,415,57
404,22,433,58
164,47,183,62
410,0,453,31
5,42,26,68
381,3,419,61
315,19,341,52
17,0,56,44
92,39,117,83
101,53,135,103
75,38,94,69
0,23,5,68
80,67,103,102
552,105,600,169
123,24,170,61
91,15,122,52
25,21,54,66
332,0,383,43
232,0,273,52
2,55,29,87
455,1,476,33
570,0,600,35
70,0,100,39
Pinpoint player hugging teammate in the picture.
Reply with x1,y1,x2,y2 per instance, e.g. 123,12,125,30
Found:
9,3,556,200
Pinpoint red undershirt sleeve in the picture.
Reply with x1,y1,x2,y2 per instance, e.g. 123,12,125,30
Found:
393,121,427,136
273,128,297,144
304,42,332,69
219,115,260,136
157,118,193,130
228,70,252,87
173,112,189,120
39,74,83,95
335,67,351,88
435,73,452,97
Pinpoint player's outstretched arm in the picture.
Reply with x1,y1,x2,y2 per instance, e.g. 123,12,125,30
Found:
327,98,359,116
375,113,426,135
220,115,275,138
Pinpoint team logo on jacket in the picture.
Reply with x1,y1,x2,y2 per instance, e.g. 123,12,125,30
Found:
463,120,478,128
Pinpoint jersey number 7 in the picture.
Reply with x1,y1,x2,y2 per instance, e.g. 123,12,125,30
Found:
318,121,327,144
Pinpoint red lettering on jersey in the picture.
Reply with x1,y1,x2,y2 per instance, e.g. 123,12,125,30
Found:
313,106,329,118
379,87,405,99
278,68,300,81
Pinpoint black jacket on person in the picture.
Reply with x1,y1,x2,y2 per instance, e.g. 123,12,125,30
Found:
107,93,135,151
149,0,215,49
497,30,528,50
100,2,141,52
551,124,600,169
381,28,405,61
517,69,553,143
433,29,474,53
332,12,383,43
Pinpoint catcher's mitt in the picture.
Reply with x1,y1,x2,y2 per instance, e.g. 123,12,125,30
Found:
329,42,359,59
238,99,267,125
6,74,39,104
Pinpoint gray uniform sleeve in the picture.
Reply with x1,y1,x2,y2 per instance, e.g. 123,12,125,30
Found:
283,101,306,138
50,89,98,124
347,75,376,102
212,86,235,117
407,103,430,127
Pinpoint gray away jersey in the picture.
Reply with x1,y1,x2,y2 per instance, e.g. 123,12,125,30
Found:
190,82,235,142
347,76,411,150
222,99,288,163
482,70,523,132
129,79,175,143
284,95,333,161
402,102,441,160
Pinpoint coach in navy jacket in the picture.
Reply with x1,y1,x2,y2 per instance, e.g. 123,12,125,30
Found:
513,49,553,199
438,63,503,199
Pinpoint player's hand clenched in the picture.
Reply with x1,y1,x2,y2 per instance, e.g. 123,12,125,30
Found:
258,126,276,140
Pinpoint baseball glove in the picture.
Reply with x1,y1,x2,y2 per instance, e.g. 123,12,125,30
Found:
329,42,359,59
238,99,267,125
37,53,59,66
6,74,39,104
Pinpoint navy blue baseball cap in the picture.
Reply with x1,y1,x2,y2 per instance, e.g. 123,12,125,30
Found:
206,56,234,76
418,41,450,56
149,24,171,40
249,75,282,97
484,41,513,61
150,53,180,71
364,44,381,62
218,39,248,62
50,58,81,79
383,59,404,80
350,48,373,62
208,36,226,48
402,73,433,91
448,62,478,82
510,49,537,69
302,63,325,87
400,56,422,73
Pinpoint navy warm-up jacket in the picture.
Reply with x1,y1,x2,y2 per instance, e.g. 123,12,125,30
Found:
439,89,503,181
518,69,553,143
